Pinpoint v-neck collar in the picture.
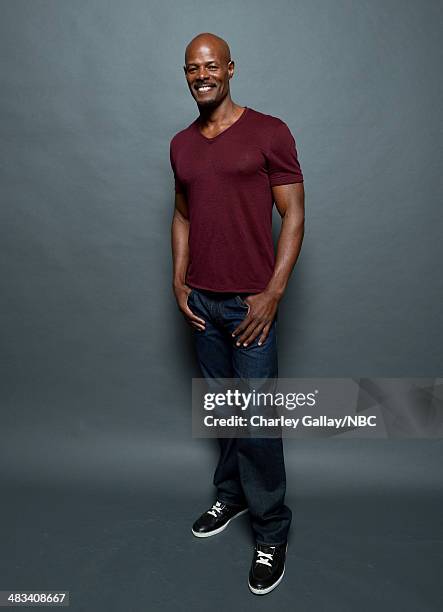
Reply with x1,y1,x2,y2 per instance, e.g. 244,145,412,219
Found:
194,106,249,143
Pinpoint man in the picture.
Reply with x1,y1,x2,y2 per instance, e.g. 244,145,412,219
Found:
170,32,305,595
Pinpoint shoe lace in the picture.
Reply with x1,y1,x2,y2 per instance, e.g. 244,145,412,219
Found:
255,547,275,567
207,501,224,518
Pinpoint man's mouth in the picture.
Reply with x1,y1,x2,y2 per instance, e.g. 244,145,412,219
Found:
196,85,215,93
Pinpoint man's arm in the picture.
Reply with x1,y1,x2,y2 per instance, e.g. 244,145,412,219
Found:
171,192,206,331
232,182,305,347
266,181,305,298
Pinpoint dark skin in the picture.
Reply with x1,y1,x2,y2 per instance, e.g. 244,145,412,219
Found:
172,33,305,347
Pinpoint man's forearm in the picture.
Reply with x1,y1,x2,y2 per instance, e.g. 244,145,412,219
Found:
171,211,190,289
265,212,304,299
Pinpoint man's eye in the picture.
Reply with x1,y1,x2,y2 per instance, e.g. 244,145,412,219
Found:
209,66,218,70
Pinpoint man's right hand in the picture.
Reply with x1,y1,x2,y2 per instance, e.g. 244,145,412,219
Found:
174,285,206,331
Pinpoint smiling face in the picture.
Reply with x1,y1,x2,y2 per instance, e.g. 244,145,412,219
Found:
184,34,234,108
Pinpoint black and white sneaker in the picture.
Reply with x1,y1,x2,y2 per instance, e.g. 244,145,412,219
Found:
248,541,287,595
191,500,248,538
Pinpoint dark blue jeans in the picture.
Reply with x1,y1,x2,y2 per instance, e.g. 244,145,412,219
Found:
188,287,291,545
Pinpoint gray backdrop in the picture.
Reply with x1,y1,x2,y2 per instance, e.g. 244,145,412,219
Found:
1,3,443,609
1,0,442,476
1,0,442,478
1,1,442,610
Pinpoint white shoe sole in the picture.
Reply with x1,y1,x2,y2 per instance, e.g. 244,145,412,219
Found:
191,508,248,538
248,565,285,595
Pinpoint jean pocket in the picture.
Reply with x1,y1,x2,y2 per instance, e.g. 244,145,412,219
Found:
186,289,194,306
235,295,250,314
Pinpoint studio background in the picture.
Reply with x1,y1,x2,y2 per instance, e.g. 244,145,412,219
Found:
1,1,442,611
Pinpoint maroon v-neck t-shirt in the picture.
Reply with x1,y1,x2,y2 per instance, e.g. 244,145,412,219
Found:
169,106,304,293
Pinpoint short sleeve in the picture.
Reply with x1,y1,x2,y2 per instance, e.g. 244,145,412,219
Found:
267,121,304,186
169,141,185,194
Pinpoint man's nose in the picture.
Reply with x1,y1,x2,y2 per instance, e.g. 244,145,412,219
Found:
197,66,209,79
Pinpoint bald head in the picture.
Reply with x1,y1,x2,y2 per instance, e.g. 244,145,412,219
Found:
183,33,235,108
185,32,231,65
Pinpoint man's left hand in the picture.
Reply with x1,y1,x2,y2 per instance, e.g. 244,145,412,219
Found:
232,290,280,348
